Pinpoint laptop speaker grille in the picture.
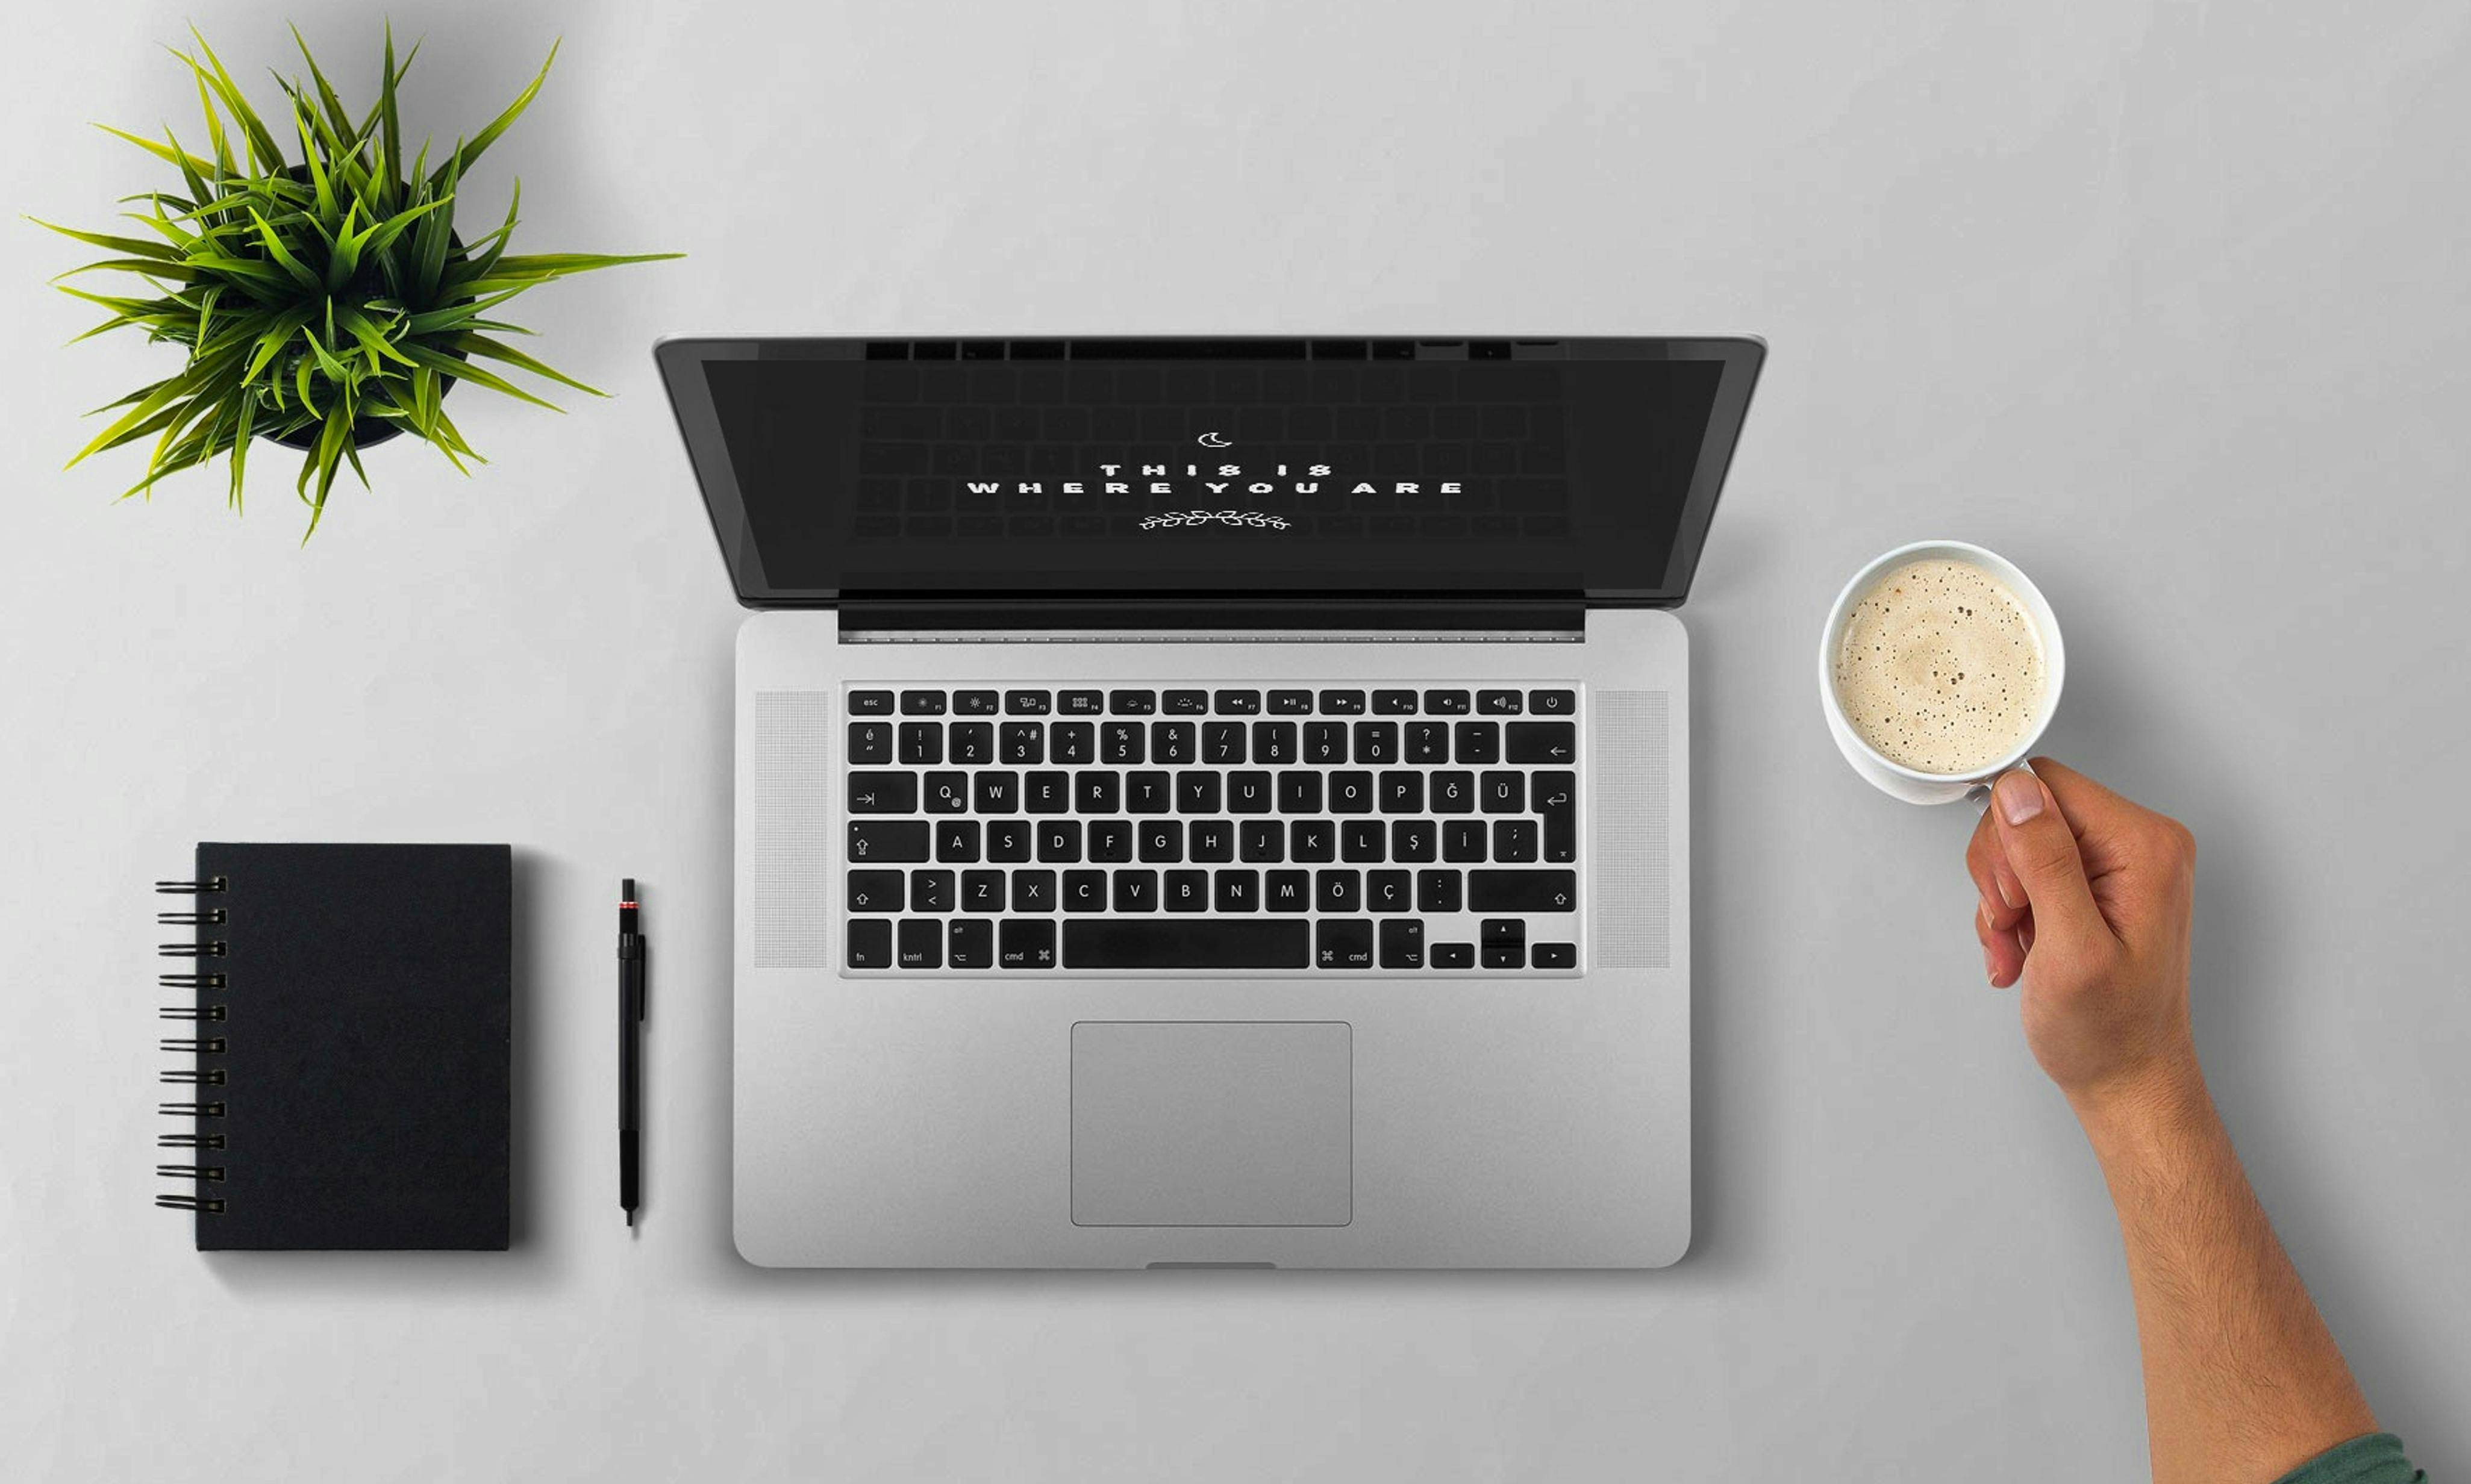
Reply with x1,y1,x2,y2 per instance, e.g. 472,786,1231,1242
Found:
1591,691,1670,968
751,691,837,968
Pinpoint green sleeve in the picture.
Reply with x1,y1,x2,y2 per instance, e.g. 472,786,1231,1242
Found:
2272,1433,2425,1484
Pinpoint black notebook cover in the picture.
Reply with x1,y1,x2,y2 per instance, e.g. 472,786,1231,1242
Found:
171,843,511,1250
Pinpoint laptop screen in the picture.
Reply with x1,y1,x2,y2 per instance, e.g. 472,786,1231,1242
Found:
657,337,1763,607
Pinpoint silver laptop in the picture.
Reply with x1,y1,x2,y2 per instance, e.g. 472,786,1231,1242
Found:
657,336,1764,1267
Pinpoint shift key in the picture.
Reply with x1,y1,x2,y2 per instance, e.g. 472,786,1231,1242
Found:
1468,868,1578,912
848,819,931,862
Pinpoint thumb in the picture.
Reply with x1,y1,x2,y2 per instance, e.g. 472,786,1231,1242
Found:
1988,768,2106,943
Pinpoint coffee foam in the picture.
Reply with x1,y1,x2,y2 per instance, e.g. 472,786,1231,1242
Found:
1832,558,2045,774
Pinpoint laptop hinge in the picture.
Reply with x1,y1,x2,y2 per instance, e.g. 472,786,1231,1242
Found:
836,598,1587,643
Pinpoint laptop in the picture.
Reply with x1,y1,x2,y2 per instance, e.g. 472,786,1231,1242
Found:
656,336,1764,1268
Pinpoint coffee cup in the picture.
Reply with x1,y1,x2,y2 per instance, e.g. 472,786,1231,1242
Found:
1817,539,2064,805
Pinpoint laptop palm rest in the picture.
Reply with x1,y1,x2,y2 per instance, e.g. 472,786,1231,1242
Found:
1070,1021,1352,1227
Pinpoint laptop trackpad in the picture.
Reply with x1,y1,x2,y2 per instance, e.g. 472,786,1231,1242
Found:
1071,1021,1352,1227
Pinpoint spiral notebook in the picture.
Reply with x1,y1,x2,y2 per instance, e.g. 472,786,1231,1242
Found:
158,843,512,1250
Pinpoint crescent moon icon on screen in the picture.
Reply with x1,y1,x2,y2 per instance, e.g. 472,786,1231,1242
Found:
1198,431,1231,447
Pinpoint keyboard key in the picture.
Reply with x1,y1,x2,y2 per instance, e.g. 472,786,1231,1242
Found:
848,722,893,765
1392,820,1437,861
1352,721,1398,764
1431,771,1474,814
1316,870,1361,912
1423,689,1471,714
1215,869,1258,912
1430,941,1475,969
1126,771,1172,814
1379,918,1425,967
1064,870,1108,912
1051,722,1095,765
1442,821,1487,862
899,722,943,765
849,690,895,716
1189,820,1235,862
1493,820,1539,862
899,690,948,716
1373,689,1419,715
1404,722,1450,764
1379,772,1424,813
1506,721,1576,765
1112,869,1158,912
846,869,904,912
1226,772,1273,814
1059,690,1105,716
999,918,1057,968
1302,722,1348,764
1238,820,1284,862
1108,689,1157,715
1074,771,1122,814
909,871,954,913
1532,942,1576,969
936,820,981,862
1037,820,1082,862
1534,770,1576,862
1252,722,1298,765
986,819,1032,862
1214,689,1262,714
1480,771,1525,814
1010,869,1057,911
999,722,1045,765
1066,919,1308,968
1176,772,1222,814
1269,689,1316,715
949,918,993,968
1166,870,1210,912
973,772,1019,813
1101,721,1145,764
1267,870,1311,912
1529,689,1576,716
1476,690,1522,716
1139,820,1184,862
1481,918,1526,970
1416,868,1463,913
1315,918,1374,968
949,722,995,765
1340,820,1385,862
1087,820,1134,863
1469,868,1575,912
1202,722,1247,764
1277,771,1323,813
1453,722,1500,764
1152,722,1196,764
955,690,1001,717
961,871,1005,912
925,772,970,814
1289,820,1334,862
847,918,893,969
849,819,930,863
1329,772,1374,814
1004,689,1052,716
1164,689,1210,716
1367,870,1411,912
1319,690,1367,715
847,771,917,814
1025,772,1070,814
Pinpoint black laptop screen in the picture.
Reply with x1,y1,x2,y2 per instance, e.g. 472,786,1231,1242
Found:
658,338,1762,606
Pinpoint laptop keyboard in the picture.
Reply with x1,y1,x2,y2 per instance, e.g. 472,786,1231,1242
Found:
842,684,1582,973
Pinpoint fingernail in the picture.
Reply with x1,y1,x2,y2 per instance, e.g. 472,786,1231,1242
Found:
1995,876,2020,909
1982,941,1997,983
1996,771,2043,826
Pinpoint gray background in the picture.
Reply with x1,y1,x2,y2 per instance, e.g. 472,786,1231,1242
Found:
4,1,2464,1479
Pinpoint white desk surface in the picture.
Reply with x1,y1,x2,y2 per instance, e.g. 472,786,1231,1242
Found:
5,3,2466,1479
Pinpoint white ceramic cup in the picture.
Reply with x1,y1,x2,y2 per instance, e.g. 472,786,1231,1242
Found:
1817,539,2065,805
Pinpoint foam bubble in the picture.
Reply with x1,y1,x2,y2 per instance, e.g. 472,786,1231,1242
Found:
1832,558,2046,774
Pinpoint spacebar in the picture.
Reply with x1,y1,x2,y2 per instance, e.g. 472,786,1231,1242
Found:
1064,920,1310,969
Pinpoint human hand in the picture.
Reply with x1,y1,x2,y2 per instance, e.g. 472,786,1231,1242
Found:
1966,759,2201,1109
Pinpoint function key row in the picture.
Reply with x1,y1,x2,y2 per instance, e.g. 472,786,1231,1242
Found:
850,688,1577,719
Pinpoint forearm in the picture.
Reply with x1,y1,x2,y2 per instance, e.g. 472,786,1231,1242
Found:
2072,1067,2378,1484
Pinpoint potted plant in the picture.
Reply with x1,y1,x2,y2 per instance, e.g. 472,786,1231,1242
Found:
39,25,678,538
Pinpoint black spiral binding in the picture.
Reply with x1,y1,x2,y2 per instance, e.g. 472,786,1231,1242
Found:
155,878,228,1215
